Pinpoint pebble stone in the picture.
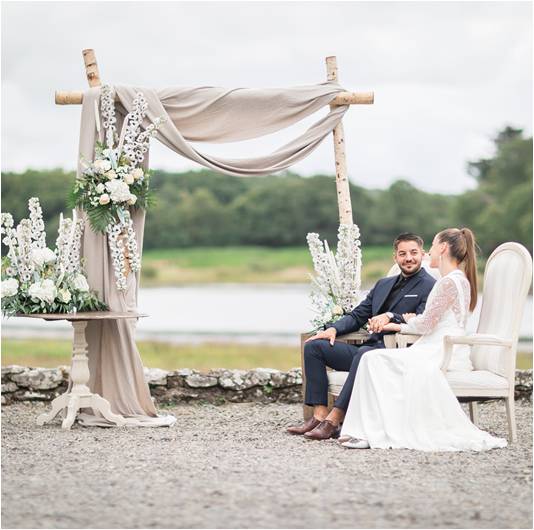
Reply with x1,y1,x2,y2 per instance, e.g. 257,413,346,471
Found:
1,400,531,528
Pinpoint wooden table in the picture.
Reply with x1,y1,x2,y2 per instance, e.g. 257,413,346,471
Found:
16,312,147,430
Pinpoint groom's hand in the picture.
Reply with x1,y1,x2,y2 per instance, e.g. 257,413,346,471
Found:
368,313,391,333
305,327,337,346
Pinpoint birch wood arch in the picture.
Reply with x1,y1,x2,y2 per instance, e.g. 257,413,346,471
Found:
57,49,374,225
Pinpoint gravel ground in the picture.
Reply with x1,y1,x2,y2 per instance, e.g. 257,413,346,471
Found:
1,400,532,529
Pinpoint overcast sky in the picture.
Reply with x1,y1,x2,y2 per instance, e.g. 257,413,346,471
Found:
1,1,532,193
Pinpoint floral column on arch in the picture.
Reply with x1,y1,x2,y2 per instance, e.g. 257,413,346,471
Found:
307,223,363,330
69,85,165,291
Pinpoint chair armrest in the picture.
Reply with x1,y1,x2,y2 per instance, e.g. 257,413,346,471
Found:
395,332,422,348
441,334,513,372
337,330,369,344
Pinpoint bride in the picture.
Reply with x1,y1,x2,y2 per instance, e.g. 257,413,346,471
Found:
339,228,507,451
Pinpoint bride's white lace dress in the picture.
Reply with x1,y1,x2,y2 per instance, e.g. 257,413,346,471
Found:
340,269,507,451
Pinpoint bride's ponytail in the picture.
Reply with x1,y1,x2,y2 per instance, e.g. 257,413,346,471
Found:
461,228,478,311
437,227,478,311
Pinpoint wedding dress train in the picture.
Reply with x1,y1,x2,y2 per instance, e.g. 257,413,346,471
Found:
340,269,507,451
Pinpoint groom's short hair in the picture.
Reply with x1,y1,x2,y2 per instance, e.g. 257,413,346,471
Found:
394,233,424,250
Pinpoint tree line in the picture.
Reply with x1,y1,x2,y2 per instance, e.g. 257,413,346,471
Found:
2,127,531,256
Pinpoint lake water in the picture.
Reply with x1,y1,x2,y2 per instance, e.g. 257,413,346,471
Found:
2,284,532,348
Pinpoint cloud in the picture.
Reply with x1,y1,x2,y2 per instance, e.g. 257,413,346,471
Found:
1,1,532,192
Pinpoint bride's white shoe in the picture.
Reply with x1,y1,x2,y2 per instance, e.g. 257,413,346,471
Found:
341,437,370,449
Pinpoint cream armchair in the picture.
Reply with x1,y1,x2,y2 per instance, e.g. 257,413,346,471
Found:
381,242,531,441
440,242,532,442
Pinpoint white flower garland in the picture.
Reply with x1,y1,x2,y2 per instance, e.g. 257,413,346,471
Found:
106,210,141,291
90,84,164,291
307,223,363,330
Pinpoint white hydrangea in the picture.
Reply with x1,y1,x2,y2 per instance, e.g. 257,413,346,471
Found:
95,183,106,194
106,180,131,203
1,278,19,297
28,279,57,304
30,247,57,268
72,274,90,292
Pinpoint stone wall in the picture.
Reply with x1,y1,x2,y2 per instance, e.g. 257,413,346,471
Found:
1,365,532,406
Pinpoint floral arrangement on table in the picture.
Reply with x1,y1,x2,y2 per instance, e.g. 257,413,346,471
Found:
68,84,165,291
1,198,107,316
307,223,364,330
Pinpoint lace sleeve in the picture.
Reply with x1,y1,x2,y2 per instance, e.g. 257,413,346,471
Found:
400,277,458,335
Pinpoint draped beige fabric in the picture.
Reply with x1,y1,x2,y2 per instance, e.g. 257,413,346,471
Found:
114,82,348,176
77,82,348,426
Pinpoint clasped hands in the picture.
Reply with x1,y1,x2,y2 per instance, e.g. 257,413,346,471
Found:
305,313,417,346
369,312,416,333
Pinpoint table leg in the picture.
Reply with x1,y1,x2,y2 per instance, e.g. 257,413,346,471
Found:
37,320,126,429
62,394,80,430
36,393,70,426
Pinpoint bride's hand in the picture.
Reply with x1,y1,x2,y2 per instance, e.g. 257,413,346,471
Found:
381,323,401,332
403,313,416,322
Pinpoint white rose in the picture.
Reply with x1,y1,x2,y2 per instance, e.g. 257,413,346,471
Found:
105,180,131,203
93,159,112,173
105,170,117,180
95,183,106,193
28,279,57,304
127,194,137,205
72,274,90,292
124,173,134,185
132,168,144,180
99,194,111,205
30,248,57,268
1,278,19,297
332,305,344,316
58,288,72,304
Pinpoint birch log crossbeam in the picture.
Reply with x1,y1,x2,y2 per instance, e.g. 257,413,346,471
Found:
55,90,374,106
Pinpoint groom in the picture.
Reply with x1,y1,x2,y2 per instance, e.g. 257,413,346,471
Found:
288,233,436,440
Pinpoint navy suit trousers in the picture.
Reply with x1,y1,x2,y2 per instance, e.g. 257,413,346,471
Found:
303,338,385,412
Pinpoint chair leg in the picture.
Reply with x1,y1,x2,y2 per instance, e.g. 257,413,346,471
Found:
327,392,335,411
469,402,479,424
504,397,517,443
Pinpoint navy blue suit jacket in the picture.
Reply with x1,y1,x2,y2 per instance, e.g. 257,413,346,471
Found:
330,267,436,344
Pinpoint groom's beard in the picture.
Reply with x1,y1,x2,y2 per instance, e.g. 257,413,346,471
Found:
398,261,422,277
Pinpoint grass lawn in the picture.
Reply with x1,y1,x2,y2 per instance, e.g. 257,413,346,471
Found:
1,339,301,371
140,245,394,286
2,338,531,371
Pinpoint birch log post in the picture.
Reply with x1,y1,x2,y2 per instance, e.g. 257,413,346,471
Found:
326,56,353,225
83,49,101,87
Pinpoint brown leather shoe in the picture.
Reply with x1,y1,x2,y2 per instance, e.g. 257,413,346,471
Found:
286,416,321,435
303,419,340,440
